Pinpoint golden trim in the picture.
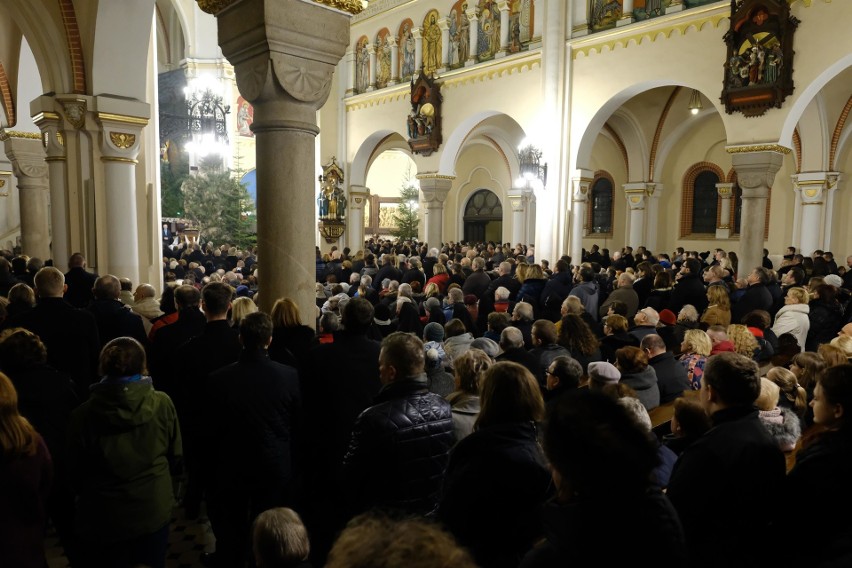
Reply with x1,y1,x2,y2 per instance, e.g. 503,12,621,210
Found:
110,132,137,149
100,156,139,164
45,157,67,162
416,173,456,180
311,0,365,14
571,4,728,59
0,170,11,176
0,130,42,141
32,111,61,123
801,202,824,206
195,0,236,14
97,112,149,126
726,144,792,155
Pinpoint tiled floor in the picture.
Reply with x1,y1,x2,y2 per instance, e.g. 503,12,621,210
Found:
45,506,216,568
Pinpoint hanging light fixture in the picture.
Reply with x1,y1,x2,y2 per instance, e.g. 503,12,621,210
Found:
516,139,547,191
688,89,703,115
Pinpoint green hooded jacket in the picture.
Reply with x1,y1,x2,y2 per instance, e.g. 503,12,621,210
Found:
68,376,182,541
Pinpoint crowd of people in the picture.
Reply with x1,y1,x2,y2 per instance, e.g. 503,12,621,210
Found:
0,238,851,568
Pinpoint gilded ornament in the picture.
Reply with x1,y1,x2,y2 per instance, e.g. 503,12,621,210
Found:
311,0,365,15
56,131,65,146
0,130,42,141
110,132,137,150
726,144,792,154
195,0,237,14
61,100,87,129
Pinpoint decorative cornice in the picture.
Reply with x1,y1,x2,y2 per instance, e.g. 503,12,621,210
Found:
97,112,149,126
726,144,792,155
32,111,61,124
353,0,414,23
345,50,540,111
199,0,364,15
416,173,456,180
0,130,42,141
571,3,728,60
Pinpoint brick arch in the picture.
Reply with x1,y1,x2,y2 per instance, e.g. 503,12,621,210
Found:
586,170,615,236
0,62,15,126
59,0,86,93
680,161,725,238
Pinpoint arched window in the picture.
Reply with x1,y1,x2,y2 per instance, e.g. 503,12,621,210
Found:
680,163,724,238
586,171,614,235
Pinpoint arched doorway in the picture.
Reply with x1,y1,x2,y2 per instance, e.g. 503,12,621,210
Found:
463,189,503,243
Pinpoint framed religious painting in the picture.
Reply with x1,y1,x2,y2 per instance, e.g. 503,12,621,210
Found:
721,0,799,117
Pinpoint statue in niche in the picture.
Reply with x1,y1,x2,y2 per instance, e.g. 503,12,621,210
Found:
406,70,442,156
355,36,369,93
518,0,532,43
458,5,471,63
448,9,459,66
376,30,391,88
590,0,622,31
422,11,442,75
400,20,416,79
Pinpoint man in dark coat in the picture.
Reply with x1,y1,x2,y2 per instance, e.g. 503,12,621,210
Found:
63,253,98,308
342,332,454,517
2,266,100,395
86,275,147,349
0,257,20,296
641,334,691,404
462,257,492,298
203,312,301,568
667,258,708,314
666,352,785,568
372,254,403,292
540,259,574,322
148,285,206,391
497,326,543,381
731,266,774,324
175,282,242,519
478,261,522,331
300,298,383,564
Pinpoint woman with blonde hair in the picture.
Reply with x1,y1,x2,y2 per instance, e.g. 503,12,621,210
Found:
765,366,808,419
771,286,810,350
446,348,492,441
426,263,450,293
438,361,551,568
269,297,316,367
818,344,848,368
830,334,852,363
790,351,827,426
0,372,53,568
678,329,712,390
727,324,759,360
701,286,731,328
231,296,258,328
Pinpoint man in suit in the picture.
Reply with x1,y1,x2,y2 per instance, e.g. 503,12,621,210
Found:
63,252,98,308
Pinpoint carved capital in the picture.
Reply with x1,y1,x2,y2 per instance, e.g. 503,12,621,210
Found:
272,54,337,104
731,149,784,199
716,182,734,199
571,176,592,202
623,182,648,210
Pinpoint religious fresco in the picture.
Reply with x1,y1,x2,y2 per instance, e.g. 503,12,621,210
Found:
375,28,392,89
509,0,534,52
476,0,501,60
398,19,416,81
236,96,254,137
448,1,470,68
422,9,442,76
355,35,370,93
589,0,623,32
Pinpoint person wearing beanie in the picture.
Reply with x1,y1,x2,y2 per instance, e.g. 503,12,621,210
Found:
423,322,448,370
587,361,621,391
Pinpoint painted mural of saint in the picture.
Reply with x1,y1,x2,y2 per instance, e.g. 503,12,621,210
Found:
401,23,416,79
423,13,441,74
356,40,369,92
376,34,391,88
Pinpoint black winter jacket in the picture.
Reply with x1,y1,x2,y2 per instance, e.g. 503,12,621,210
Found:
343,374,454,516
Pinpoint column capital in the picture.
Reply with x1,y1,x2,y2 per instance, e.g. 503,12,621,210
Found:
348,184,370,209
498,1,510,12
571,175,593,202
730,149,785,198
509,196,526,212
438,17,450,31
216,0,350,116
96,118,145,162
386,36,398,48
623,182,652,210
716,182,734,198
417,173,454,204
412,27,423,40
466,9,478,21
3,136,49,183
366,44,376,55
32,112,67,161
791,171,840,204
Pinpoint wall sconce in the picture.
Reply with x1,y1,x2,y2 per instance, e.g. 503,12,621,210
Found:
688,89,703,115
516,139,547,191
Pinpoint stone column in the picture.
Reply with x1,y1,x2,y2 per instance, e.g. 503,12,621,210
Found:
96,118,145,284
209,0,350,319
618,0,635,26
498,1,511,56
2,133,51,260
345,47,356,95
348,185,369,251
572,0,589,37
413,28,423,72
791,172,840,255
367,44,377,91
524,189,536,246
715,182,734,240
438,18,450,71
388,37,399,84
467,9,479,66
570,171,593,263
508,189,527,245
623,182,648,249
33,112,71,265
0,169,14,236
730,148,785,276
645,183,661,251
418,174,453,248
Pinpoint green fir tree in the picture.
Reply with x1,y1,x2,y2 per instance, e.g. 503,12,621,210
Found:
391,172,420,241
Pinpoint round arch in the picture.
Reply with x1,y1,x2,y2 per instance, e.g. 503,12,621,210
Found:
3,0,73,94
438,110,528,180
349,130,410,188
462,188,503,243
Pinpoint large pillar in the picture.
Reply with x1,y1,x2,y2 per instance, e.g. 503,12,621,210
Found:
730,147,785,276
418,174,453,248
33,112,71,265
508,189,527,246
716,182,734,240
623,182,648,249
524,189,536,246
791,172,840,256
206,0,351,319
645,183,661,251
2,133,51,260
619,0,635,26
466,8,479,66
498,1,511,56
570,171,593,263
388,37,399,85
96,117,146,284
348,185,369,251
